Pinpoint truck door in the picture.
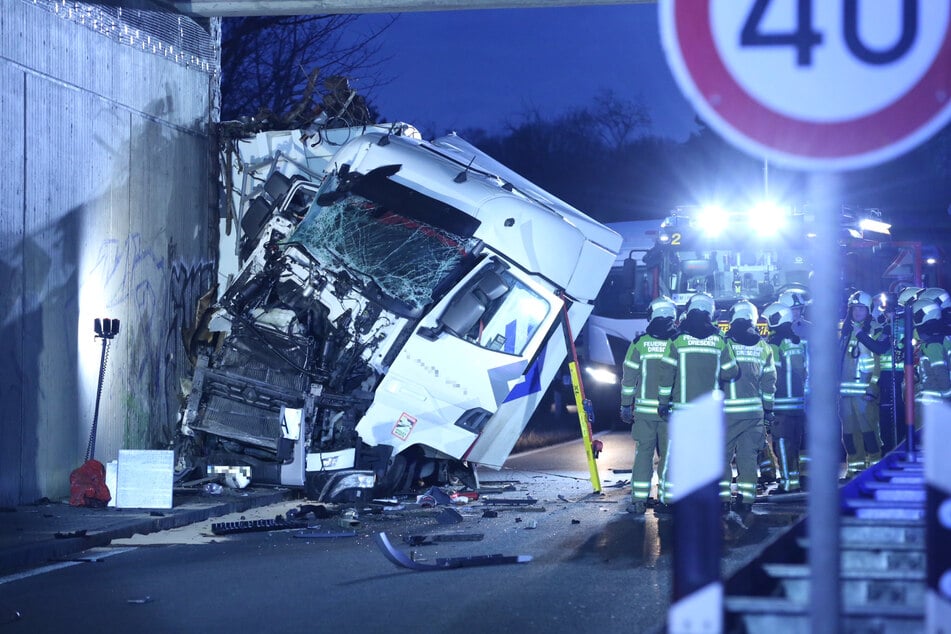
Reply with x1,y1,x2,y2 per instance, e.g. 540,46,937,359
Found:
356,257,563,459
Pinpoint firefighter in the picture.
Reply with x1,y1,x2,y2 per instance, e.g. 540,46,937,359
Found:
870,292,905,451
909,298,951,431
657,292,739,506
777,287,811,482
762,302,807,493
838,290,883,478
721,300,776,512
619,296,679,514
778,288,812,340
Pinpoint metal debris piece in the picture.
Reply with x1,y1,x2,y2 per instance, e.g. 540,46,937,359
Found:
374,532,532,571
126,596,153,605
404,533,485,546
480,497,537,505
435,507,464,525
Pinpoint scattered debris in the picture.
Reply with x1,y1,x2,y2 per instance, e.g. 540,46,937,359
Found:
435,507,464,525
404,533,484,546
416,486,453,507
525,520,538,529
0,609,22,624
202,483,223,495
285,504,331,521
374,532,532,571
293,529,356,539
571,519,581,524
126,596,153,605
480,497,538,506
482,510,499,518
54,529,87,539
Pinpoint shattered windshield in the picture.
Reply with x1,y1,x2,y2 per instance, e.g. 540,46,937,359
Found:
289,191,478,313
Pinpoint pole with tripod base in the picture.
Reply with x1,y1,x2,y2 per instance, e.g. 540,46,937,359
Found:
69,317,120,507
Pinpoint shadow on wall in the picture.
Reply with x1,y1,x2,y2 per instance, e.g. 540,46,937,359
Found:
0,91,215,506
0,205,83,505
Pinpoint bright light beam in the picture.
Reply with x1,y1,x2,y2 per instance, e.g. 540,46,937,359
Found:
748,201,787,237
696,204,729,238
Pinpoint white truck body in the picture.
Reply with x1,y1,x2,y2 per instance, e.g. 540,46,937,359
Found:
180,124,621,500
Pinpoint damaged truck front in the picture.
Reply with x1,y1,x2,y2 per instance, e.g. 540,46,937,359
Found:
179,124,621,502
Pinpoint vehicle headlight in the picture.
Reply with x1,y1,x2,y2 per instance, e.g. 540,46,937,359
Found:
584,366,618,385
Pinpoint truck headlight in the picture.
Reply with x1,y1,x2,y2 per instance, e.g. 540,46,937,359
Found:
584,366,618,385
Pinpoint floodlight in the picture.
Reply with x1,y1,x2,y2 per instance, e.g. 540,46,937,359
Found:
747,201,787,237
696,204,729,238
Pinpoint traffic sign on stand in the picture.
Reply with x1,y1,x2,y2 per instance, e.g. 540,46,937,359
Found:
659,0,951,170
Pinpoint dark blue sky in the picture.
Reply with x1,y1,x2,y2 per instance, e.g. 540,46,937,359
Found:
349,4,699,140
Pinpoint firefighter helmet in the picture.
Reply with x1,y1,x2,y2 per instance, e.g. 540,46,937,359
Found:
778,288,810,308
685,293,716,319
848,290,873,311
762,303,793,329
897,286,922,307
728,299,758,324
917,287,951,309
647,296,677,321
911,298,942,327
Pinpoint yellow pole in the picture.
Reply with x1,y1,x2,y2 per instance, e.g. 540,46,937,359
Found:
568,360,602,493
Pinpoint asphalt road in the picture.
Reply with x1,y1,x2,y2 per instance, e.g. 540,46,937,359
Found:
0,432,804,634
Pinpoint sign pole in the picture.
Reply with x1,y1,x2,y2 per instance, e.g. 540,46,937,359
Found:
806,173,842,634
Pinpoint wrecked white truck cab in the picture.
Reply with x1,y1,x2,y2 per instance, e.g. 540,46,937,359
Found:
180,125,621,501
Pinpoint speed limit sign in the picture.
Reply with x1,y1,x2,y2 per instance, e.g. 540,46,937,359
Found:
659,1,951,170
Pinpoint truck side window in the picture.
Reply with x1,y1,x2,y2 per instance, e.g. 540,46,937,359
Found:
465,273,550,356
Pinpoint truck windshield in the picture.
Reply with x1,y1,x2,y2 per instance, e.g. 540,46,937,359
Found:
289,191,478,314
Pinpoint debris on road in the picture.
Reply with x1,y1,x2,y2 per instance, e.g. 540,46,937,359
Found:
374,532,532,571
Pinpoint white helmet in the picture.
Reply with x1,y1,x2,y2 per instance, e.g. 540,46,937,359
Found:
848,290,873,311
762,302,793,329
728,299,758,324
917,287,951,309
647,296,677,321
685,292,716,320
911,298,942,327
778,288,810,308
897,286,923,308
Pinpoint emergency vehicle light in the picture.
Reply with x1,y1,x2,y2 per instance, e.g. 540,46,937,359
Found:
696,205,729,238
858,218,891,235
747,201,786,238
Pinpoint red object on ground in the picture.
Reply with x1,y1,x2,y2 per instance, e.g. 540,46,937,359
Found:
69,459,111,507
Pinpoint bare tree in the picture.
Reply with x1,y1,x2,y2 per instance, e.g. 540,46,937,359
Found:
591,89,652,149
220,15,396,126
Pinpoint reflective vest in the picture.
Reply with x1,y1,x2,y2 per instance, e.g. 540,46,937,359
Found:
839,321,881,398
621,333,671,416
658,333,739,408
769,338,807,412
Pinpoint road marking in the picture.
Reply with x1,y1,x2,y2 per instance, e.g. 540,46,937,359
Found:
0,547,136,585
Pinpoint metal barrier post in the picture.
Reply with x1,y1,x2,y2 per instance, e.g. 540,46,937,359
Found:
668,392,724,634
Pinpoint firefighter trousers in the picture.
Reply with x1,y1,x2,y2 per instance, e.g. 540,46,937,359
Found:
631,414,669,503
721,415,765,504
772,412,804,492
839,395,882,475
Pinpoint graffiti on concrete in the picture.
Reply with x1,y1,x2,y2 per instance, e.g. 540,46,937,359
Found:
86,233,214,448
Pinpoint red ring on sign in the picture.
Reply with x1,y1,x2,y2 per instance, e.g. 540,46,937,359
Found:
675,2,951,159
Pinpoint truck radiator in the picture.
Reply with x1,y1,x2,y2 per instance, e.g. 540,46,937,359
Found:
190,327,314,450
